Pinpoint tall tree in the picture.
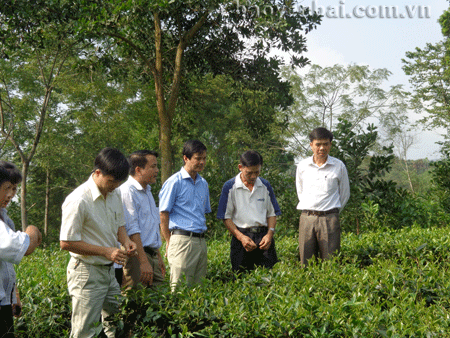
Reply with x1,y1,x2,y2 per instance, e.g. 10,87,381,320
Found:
0,2,82,229
402,42,450,133
79,0,321,181
282,64,403,156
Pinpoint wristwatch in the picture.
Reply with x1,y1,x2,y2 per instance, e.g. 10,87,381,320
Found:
268,227,276,232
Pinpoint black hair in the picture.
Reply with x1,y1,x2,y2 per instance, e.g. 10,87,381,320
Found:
129,150,158,176
240,150,263,167
0,161,22,185
0,166,11,187
182,140,207,160
93,147,129,182
309,127,333,142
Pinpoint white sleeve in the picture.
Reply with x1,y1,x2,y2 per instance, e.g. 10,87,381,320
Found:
0,220,29,265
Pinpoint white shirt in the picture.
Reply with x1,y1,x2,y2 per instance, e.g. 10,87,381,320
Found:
120,176,161,249
0,219,29,305
217,174,280,228
60,175,126,265
296,155,350,211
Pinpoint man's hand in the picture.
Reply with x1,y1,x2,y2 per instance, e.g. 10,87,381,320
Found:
106,247,128,266
259,233,273,251
139,259,154,285
157,251,166,277
165,241,170,258
123,239,137,257
240,235,257,252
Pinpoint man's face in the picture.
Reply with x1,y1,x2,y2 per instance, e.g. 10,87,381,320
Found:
310,138,332,161
2,183,17,208
239,164,261,186
184,151,207,174
94,170,123,196
138,155,159,186
0,181,13,207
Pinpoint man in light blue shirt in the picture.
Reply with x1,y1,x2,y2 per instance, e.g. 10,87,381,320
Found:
120,150,166,289
159,140,211,290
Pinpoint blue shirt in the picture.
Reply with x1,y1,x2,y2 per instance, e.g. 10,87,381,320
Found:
159,167,211,233
120,176,162,249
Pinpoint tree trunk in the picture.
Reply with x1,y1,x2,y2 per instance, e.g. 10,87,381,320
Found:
404,159,415,194
20,161,29,231
44,167,50,236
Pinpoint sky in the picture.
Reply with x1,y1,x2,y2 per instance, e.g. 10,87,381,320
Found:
296,0,449,160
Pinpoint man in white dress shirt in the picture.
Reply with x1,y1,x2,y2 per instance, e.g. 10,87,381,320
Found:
296,127,350,266
60,148,137,338
120,150,166,289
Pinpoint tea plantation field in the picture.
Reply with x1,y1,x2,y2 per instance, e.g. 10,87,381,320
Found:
15,226,450,337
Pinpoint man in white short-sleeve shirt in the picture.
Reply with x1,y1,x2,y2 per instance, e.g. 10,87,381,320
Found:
60,148,137,338
217,150,281,272
296,127,350,266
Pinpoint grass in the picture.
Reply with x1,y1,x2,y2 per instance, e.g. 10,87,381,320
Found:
14,226,450,337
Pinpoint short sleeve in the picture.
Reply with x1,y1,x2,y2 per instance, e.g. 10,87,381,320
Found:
159,177,178,213
60,197,84,241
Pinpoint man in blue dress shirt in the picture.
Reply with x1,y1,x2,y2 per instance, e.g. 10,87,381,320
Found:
159,140,211,290
120,150,166,289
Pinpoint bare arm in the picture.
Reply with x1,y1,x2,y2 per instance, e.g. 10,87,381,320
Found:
160,211,171,244
24,225,42,256
117,226,137,256
60,240,128,265
129,233,153,285
223,219,257,252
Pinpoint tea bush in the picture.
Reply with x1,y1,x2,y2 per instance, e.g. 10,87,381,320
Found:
15,227,450,337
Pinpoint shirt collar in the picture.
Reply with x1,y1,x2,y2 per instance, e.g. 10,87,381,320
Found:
180,166,199,182
88,174,103,201
308,155,335,168
127,175,147,191
235,173,262,189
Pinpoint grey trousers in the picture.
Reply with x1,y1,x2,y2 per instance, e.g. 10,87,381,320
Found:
298,211,341,266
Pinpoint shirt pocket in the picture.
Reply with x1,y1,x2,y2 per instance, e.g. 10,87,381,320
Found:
324,174,339,193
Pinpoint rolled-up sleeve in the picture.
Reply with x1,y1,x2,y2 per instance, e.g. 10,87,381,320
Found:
0,221,29,265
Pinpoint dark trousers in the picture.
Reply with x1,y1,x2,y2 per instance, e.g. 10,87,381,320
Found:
0,305,14,338
231,228,278,272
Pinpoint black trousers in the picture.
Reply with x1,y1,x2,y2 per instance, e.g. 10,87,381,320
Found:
231,228,278,272
0,305,14,338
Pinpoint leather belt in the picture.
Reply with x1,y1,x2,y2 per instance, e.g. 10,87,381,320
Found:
237,226,268,234
171,229,205,238
302,208,339,216
144,246,158,256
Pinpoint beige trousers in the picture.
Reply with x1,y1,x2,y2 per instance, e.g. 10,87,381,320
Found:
298,212,341,266
167,234,207,291
67,257,122,338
